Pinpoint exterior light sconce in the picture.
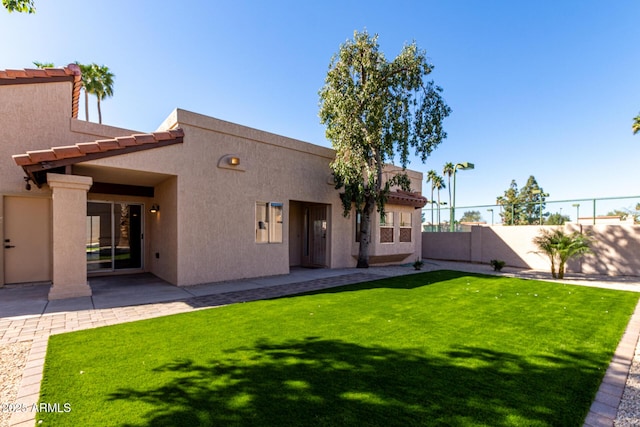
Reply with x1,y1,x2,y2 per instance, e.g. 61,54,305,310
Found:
150,204,160,213
218,154,246,172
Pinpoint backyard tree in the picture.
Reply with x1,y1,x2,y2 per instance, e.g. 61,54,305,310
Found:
319,30,451,267
497,176,547,225
460,210,482,223
545,212,570,225
496,180,521,225
533,228,592,279
607,205,640,223
2,0,34,12
519,175,548,224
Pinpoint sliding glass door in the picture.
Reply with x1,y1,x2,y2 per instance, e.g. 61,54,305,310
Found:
87,201,143,272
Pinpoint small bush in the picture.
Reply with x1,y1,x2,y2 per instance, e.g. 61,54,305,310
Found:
490,259,506,271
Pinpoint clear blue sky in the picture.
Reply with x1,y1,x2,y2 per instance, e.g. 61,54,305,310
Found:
2,0,639,217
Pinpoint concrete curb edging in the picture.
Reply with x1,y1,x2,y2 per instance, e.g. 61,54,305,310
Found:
583,300,640,427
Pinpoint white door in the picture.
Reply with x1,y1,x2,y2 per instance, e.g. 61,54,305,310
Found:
3,196,52,284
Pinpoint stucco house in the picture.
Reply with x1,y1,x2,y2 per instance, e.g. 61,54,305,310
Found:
0,64,427,300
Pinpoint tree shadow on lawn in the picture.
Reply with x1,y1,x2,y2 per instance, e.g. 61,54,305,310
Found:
107,337,603,427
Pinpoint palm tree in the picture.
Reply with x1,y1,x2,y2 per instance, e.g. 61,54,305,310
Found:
555,231,592,279
32,61,54,68
77,63,114,123
426,170,438,231
533,228,592,279
443,162,454,210
633,114,640,135
433,175,445,230
91,64,115,124
76,63,96,121
533,229,558,277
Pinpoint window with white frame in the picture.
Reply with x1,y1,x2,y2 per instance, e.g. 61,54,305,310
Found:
256,202,283,243
400,212,412,242
380,211,394,243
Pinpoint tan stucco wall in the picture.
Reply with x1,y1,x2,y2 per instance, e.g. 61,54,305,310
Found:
422,224,640,276
174,111,345,284
0,82,140,194
0,81,144,285
2,78,426,288
1,82,73,195
82,109,350,285
148,176,178,284
352,204,424,264
568,224,640,276
47,173,93,298
84,109,426,285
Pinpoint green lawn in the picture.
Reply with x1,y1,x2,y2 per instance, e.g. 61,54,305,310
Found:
38,271,638,426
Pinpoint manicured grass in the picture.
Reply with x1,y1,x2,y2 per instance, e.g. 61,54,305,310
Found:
38,271,638,426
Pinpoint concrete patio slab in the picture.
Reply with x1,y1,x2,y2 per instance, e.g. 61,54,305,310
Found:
44,296,93,314
90,276,194,309
0,284,48,318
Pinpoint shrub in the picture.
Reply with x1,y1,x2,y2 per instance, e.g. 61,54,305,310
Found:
490,259,506,272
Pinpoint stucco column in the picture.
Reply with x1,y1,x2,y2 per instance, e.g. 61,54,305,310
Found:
47,173,93,300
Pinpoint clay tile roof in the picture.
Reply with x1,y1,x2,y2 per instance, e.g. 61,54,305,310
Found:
24,149,58,163
116,136,136,147
132,134,158,144
95,139,121,151
387,190,428,208
115,136,137,147
26,69,49,78
0,64,82,119
152,131,173,141
12,128,185,188
6,69,29,78
52,146,83,159
12,154,32,166
76,142,102,154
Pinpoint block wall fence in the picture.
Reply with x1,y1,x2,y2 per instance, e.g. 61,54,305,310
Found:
422,224,640,276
